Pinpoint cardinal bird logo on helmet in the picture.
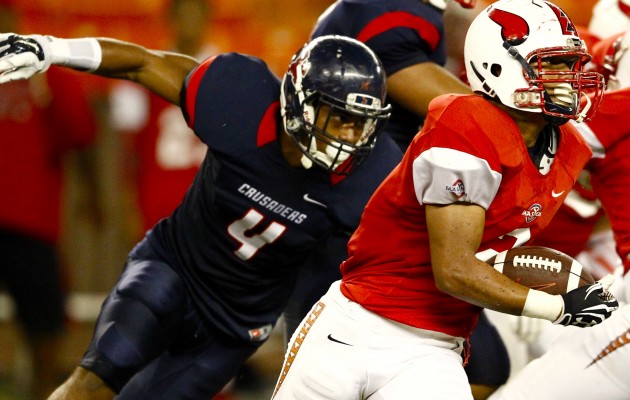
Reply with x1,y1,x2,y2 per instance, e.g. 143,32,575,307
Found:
488,8,529,46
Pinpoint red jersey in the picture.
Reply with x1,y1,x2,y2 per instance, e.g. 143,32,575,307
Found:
585,87,630,272
0,67,96,243
340,94,591,338
530,180,603,257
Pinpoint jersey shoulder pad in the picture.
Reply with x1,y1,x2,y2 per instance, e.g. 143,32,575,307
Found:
182,53,281,154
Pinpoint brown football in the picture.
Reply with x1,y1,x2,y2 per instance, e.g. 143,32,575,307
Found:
486,246,595,295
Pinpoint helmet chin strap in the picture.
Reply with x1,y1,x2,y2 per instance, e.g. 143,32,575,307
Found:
299,136,352,171
300,154,314,169
542,85,591,124
299,137,316,169
574,93,591,123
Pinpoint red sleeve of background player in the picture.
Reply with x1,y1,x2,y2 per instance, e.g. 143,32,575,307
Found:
589,32,623,70
586,88,630,150
589,136,630,272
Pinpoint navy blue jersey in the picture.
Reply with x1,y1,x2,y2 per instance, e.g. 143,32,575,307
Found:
311,0,447,149
141,53,402,341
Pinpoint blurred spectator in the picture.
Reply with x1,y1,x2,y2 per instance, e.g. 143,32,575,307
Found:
0,2,98,398
108,0,217,238
589,0,630,40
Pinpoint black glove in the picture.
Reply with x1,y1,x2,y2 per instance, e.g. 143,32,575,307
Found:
554,281,619,327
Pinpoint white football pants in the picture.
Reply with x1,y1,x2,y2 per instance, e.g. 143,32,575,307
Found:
490,303,630,400
272,281,472,400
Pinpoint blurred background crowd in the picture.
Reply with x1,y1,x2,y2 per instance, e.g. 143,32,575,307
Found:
0,0,604,399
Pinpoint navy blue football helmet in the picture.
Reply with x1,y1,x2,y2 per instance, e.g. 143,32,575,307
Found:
280,35,391,175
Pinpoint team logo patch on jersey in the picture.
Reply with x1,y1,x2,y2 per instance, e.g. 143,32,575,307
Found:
248,324,273,342
446,179,466,198
522,203,542,223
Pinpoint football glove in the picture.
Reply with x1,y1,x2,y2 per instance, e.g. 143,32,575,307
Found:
554,276,619,327
0,33,51,83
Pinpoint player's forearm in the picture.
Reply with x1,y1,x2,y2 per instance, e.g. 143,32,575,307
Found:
387,62,471,117
40,35,197,105
433,252,563,321
96,39,197,105
435,256,529,314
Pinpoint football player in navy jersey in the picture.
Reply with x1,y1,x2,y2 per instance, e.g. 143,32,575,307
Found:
310,0,476,150
0,33,402,399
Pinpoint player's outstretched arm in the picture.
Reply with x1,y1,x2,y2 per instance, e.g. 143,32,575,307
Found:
0,33,198,105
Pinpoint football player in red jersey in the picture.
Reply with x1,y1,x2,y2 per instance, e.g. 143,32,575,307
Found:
0,30,402,400
465,16,630,399
270,1,619,399
303,3,514,399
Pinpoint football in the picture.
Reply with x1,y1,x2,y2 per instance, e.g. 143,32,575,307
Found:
486,246,595,295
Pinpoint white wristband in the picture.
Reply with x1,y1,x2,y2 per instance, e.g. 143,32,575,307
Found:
37,35,102,72
522,289,564,322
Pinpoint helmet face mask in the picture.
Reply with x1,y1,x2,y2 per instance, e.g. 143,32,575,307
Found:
281,35,391,175
514,47,602,124
464,0,605,125
297,92,384,175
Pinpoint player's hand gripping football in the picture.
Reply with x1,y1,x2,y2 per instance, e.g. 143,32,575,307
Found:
0,33,51,83
554,274,619,327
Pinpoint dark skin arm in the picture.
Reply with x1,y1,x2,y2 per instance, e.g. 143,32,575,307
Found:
426,203,531,315
386,62,471,117
95,38,199,105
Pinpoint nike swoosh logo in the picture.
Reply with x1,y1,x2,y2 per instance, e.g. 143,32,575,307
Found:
551,190,565,198
303,193,328,208
327,334,352,346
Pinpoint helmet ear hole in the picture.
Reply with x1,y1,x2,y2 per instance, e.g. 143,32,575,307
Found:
490,64,502,77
